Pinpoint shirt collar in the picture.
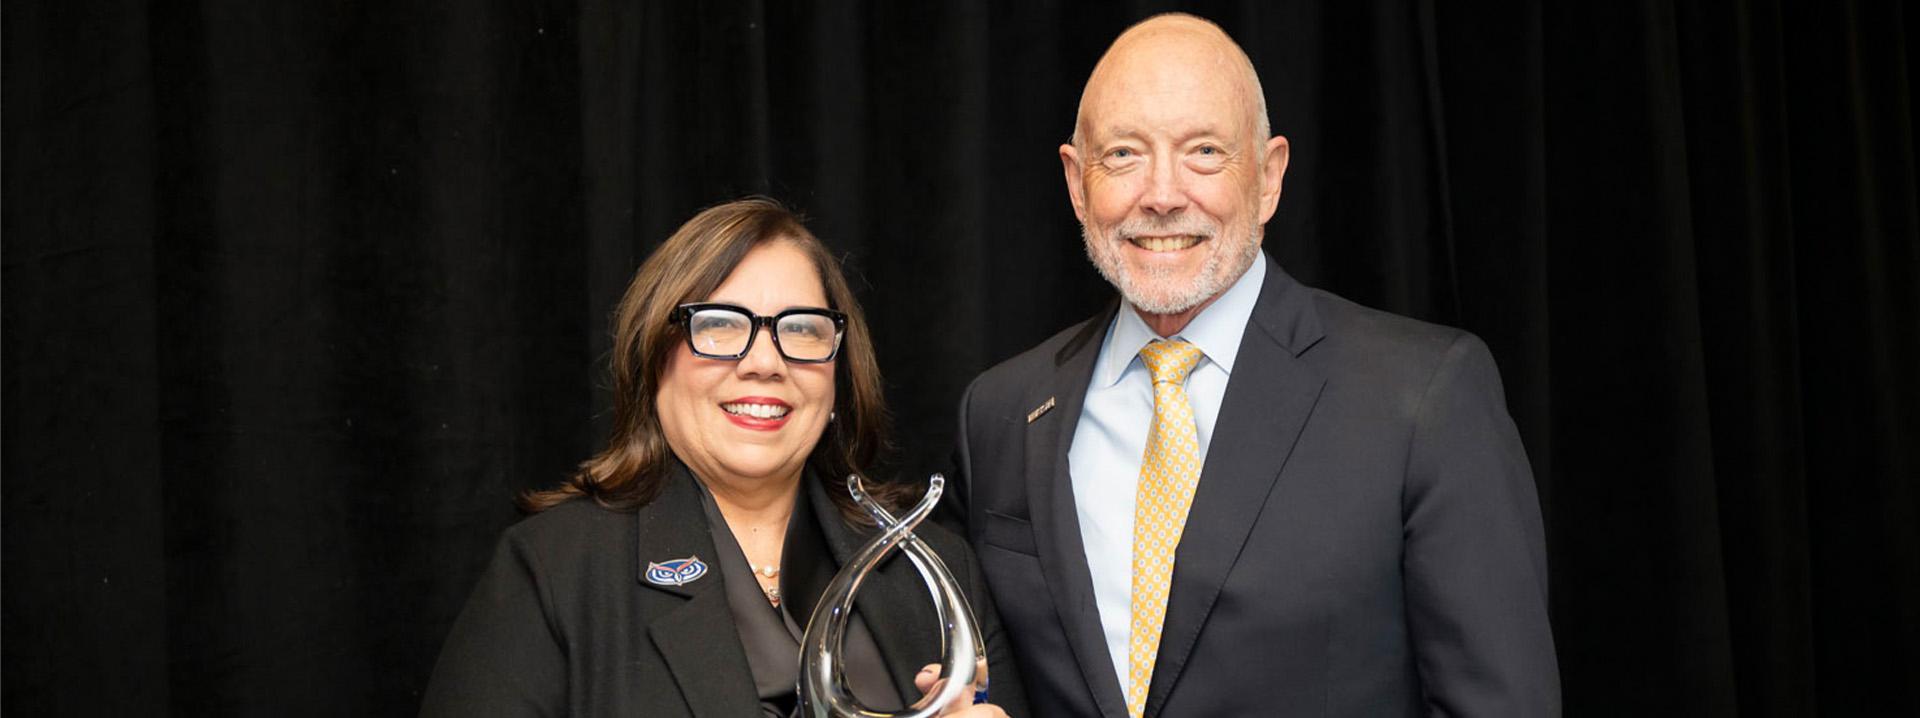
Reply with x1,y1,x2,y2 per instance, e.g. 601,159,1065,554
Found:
1091,253,1268,388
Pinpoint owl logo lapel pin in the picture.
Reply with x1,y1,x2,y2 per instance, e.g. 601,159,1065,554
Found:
645,555,709,587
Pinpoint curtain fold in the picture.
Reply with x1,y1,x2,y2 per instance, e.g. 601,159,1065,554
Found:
4,1,1914,714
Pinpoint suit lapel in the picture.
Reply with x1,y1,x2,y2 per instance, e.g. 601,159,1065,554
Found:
781,475,838,643
1025,300,1133,718
638,465,762,718
1143,258,1327,717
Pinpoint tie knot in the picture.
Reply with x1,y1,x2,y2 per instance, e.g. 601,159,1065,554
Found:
1139,339,1204,385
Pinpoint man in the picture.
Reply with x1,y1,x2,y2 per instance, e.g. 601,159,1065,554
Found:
950,14,1560,717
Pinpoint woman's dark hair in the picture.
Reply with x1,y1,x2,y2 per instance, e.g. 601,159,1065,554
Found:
519,197,910,521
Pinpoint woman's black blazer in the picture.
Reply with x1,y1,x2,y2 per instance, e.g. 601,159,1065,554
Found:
420,465,1027,717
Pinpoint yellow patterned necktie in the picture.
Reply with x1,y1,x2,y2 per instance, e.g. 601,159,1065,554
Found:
1127,339,1206,718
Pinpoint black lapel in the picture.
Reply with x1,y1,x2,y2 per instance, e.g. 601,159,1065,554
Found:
801,474,942,705
639,464,762,718
781,474,836,639
1026,298,1132,718
1144,256,1327,717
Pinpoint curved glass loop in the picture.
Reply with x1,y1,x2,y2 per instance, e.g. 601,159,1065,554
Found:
797,474,984,718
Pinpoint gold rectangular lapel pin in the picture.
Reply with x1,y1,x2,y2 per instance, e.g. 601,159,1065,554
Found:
1026,396,1057,424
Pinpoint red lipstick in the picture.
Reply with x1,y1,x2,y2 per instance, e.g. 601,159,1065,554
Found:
720,396,793,431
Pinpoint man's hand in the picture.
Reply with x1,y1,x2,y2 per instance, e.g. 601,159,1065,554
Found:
908,660,1004,717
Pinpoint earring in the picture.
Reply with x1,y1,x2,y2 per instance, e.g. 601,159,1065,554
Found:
829,411,837,422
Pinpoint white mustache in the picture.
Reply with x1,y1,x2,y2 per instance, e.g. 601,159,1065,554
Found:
1113,217,1219,241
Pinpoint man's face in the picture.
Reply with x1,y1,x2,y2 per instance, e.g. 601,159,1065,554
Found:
1062,31,1288,318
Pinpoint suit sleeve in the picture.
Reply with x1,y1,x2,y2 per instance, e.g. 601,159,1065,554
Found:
934,374,984,536
1402,334,1561,716
959,533,1031,717
419,530,568,718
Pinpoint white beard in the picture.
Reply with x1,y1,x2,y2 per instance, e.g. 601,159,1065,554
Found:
1083,219,1261,316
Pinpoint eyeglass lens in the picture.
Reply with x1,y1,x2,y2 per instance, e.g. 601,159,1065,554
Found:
688,307,838,361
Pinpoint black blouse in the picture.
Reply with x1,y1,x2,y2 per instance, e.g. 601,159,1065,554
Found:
694,478,900,716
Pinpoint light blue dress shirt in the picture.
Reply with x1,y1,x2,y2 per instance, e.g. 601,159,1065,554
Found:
1068,257,1267,697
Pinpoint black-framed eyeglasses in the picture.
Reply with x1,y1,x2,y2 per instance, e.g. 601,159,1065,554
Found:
670,303,848,363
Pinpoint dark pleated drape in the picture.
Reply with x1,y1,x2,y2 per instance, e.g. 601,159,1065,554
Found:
4,1,1914,715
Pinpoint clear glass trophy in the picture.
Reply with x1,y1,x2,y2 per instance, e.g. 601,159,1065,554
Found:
797,474,984,717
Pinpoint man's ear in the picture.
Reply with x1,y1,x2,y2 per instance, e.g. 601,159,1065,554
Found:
1257,134,1290,225
1060,143,1088,223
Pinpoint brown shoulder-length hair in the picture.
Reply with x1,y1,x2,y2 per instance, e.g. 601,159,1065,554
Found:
520,197,911,521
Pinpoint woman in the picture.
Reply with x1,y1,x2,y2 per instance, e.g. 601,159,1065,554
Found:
421,198,1024,717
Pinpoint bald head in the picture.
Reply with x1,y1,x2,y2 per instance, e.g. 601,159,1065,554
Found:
1072,13,1270,151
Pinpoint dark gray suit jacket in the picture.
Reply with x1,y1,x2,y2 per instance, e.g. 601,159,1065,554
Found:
951,254,1558,717
422,464,1027,717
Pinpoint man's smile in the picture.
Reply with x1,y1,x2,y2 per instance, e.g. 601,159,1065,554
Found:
1126,234,1207,252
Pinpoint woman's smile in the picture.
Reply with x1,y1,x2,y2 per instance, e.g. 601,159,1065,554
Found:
721,396,793,430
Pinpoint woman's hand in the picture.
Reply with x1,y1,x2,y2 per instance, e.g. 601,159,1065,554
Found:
909,660,1005,717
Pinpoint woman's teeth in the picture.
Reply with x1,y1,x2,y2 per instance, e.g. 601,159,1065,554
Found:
722,402,790,419
1131,235,1202,252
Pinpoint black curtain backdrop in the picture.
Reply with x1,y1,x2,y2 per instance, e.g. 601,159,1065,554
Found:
5,1,1916,715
